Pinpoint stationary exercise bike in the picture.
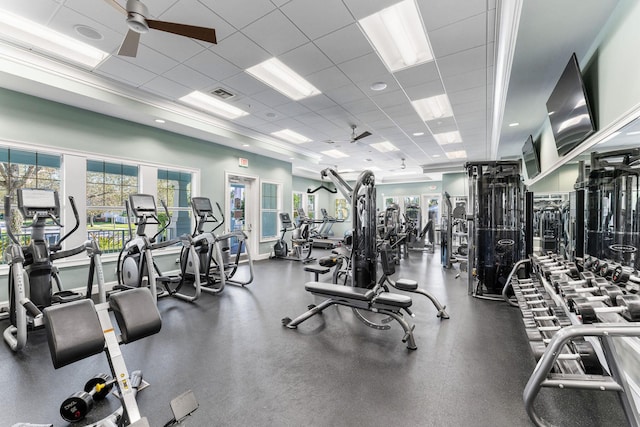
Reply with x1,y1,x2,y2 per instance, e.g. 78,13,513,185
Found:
116,193,203,302
272,212,314,263
2,189,107,352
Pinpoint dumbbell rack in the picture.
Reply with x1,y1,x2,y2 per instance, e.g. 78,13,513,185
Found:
510,254,640,427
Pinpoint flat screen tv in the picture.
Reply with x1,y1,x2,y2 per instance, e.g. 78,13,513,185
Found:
522,134,540,179
545,53,595,157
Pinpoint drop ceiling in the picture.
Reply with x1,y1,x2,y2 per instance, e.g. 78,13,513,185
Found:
0,0,622,182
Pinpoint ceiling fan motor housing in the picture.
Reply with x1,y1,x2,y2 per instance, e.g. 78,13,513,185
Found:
126,0,149,33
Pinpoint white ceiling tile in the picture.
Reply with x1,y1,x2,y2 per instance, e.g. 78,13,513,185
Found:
96,57,156,87
274,102,312,117
442,68,487,93
341,0,400,20
449,86,485,105
121,45,179,75
243,10,309,56
453,99,485,115
251,88,292,107
279,43,333,77
222,72,270,96
47,5,123,54
253,121,284,134
342,98,378,115
437,45,487,77
206,31,270,69
271,0,292,6
296,112,333,125
200,0,275,30
314,23,372,65
419,0,488,32
298,94,338,111
306,67,352,92
163,64,217,91
429,13,487,58
2,0,61,24
281,0,354,40
338,52,388,83
394,62,439,88
141,76,191,99
183,50,241,81
404,80,446,101
159,0,236,42
324,85,368,105
370,90,408,108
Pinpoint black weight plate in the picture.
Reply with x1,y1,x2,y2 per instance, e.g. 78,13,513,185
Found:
60,391,92,422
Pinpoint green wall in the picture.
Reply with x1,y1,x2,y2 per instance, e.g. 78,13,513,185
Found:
0,87,293,296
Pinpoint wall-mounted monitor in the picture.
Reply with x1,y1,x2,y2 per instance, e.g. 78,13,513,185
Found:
546,53,596,157
522,134,540,179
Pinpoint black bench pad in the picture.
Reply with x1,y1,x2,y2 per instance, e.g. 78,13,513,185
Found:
43,299,105,369
110,288,162,344
305,282,374,301
373,292,412,308
304,265,330,274
395,278,418,291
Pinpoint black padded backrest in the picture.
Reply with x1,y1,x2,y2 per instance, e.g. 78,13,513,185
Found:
379,246,396,276
109,288,162,344
43,299,105,369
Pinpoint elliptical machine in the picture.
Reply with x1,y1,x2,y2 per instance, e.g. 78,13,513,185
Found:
116,193,203,303
3,188,106,352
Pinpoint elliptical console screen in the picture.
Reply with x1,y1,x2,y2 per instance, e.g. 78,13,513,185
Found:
18,188,59,217
192,197,213,214
129,194,157,216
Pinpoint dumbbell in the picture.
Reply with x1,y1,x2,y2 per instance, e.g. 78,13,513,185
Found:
598,261,620,278
60,373,114,422
611,266,640,294
564,285,625,311
575,294,640,323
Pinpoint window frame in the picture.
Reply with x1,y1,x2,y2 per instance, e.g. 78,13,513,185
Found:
260,180,282,242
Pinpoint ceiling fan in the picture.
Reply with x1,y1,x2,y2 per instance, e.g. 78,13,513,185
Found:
104,0,217,57
324,125,372,144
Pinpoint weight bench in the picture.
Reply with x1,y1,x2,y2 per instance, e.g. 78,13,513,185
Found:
379,246,450,319
304,264,331,281
282,282,417,350
43,288,162,426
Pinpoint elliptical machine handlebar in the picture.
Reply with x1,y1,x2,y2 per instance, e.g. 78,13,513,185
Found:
4,195,19,245
50,196,80,252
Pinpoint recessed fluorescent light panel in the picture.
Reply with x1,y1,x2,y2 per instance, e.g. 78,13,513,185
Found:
246,58,321,101
445,150,467,159
321,149,349,159
271,129,311,144
433,131,462,145
0,9,109,68
179,91,248,120
412,95,454,121
370,141,399,153
359,0,433,72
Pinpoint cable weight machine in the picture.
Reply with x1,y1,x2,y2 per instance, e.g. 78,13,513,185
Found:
466,161,526,298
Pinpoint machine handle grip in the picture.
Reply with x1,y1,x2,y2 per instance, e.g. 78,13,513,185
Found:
20,298,43,318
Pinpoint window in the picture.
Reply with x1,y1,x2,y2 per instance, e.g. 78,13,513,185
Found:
0,147,61,206
157,169,192,240
292,191,316,223
0,147,61,258
261,181,281,240
86,160,138,253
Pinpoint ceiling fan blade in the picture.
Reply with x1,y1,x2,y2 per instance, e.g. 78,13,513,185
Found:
352,131,372,142
147,20,217,44
103,0,127,15
118,30,141,57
